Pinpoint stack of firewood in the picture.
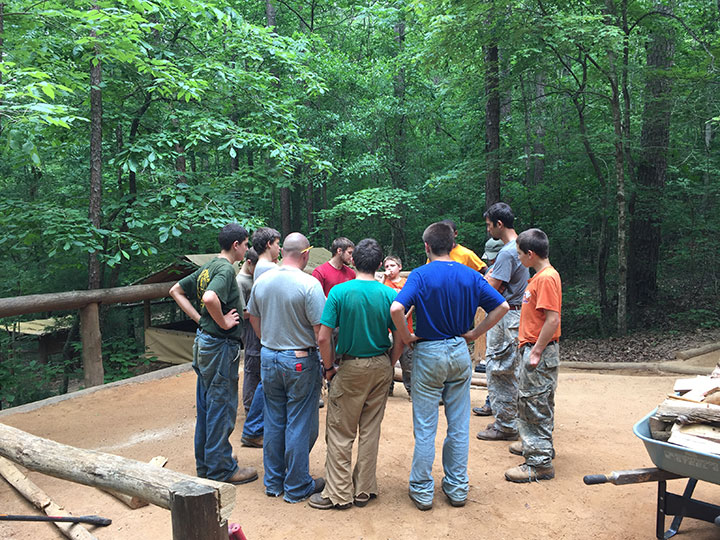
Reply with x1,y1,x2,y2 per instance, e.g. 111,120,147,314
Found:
650,376,720,454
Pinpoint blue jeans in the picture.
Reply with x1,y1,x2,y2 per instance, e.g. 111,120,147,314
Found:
242,381,265,438
261,347,321,502
192,329,241,482
410,337,472,505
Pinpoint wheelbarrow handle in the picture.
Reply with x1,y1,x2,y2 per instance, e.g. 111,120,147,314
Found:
583,474,608,485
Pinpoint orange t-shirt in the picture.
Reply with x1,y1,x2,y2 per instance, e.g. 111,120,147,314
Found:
385,277,413,333
518,265,562,347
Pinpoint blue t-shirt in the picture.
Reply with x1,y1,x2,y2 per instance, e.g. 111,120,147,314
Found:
395,260,505,340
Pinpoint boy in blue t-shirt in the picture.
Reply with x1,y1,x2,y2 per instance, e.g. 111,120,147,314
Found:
390,222,508,511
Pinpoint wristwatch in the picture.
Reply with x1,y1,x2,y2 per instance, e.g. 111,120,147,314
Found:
322,364,338,375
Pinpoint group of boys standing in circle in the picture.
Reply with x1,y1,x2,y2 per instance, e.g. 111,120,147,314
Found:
168,201,562,512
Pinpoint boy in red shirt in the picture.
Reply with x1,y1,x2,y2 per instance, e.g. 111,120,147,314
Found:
505,228,561,483
312,237,356,296
382,255,413,398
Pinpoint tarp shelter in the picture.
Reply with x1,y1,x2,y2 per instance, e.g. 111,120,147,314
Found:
139,249,333,365
3,317,73,362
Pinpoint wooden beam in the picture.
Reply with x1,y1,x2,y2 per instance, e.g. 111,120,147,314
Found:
0,456,98,540
170,480,227,540
101,456,168,509
0,424,235,522
0,282,175,318
80,303,103,388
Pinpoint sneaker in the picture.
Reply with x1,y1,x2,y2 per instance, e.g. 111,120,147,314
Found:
389,382,394,396
476,425,519,441
504,463,555,483
509,441,523,456
408,490,432,511
319,398,325,409
472,404,493,416
226,466,258,485
308,493,352,510
241,435,263,448
441,485,466,508
474,362,486,373
353,493,377,508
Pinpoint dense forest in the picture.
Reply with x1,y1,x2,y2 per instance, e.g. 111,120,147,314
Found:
0,0,718,405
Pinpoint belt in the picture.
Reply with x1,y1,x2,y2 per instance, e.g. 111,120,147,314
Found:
198,328,241,343
340,353,386,361
508,304,522,311
523,340,557,348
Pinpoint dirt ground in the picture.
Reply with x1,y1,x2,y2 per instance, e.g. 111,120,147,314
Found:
2,366,720,540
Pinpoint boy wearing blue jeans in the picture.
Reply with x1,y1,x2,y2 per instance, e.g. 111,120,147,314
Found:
391,222,508,510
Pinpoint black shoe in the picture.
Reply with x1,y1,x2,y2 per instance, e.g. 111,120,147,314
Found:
312,477,325,494
474,363,486,373
353,493,377,507
472,404,493,416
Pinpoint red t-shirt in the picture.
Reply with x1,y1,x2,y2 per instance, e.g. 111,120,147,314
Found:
518,265,562,347
311,261,356,297
384,277,413,333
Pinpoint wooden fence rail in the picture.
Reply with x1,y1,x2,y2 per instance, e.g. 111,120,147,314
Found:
0,282,174,388
0,423,233,540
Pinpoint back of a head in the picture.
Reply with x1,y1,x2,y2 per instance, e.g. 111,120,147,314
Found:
282,232,310,259
423,222,455,256
331,237,354,255
245,247,259,265
517,228,549,259
439,219,457,233
353,238,383,274
484,202,515,229
252,227,281,254
218,223,248,251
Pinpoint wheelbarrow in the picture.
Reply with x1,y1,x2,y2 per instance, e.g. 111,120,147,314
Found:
584,410,720,539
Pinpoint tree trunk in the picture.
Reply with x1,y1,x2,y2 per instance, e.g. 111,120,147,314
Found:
484,43,501,208
532,72,546,185
609,71,627,335
390,17,408,258
280,187,291,237
627,4,674,309
88,15,103,292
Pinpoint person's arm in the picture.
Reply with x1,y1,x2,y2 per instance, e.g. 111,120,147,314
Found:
249,314,261,339
389,329,404,366
317,324,336,380
201,290,239,330
461,301,509,342
169,283,201,324
485,275,506,294
529,310,560,367
405,305,414,321
391,301,417,346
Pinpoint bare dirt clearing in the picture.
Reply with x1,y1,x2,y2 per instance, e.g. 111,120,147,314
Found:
2,366,720,540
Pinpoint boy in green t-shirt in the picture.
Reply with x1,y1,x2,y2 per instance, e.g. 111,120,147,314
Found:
309,238,403,510
169,223,258,485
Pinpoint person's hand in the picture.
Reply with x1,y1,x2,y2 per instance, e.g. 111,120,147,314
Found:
529,346,542,368
324,366,337,381
220,309,240,330
461,329,477,343
405,333,419,349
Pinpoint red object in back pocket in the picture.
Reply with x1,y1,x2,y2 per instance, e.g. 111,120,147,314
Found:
295,363,303,372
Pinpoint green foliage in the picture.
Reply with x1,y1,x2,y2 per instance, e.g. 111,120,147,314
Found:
102,336,152,383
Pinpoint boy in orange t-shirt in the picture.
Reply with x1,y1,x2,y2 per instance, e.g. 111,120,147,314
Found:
382,255,413,398
505,228,561,483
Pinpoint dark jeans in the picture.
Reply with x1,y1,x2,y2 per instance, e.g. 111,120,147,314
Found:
242,353,261,413
192,329,241,482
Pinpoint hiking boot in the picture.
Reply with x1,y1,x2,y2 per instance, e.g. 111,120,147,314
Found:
408,490,432,511
241,435,263,448
504,463,555,483
472,404,493,416
308,493,352,510
226,466,258,485
476,425,518,441
508,441,556,459
509,441,523,456
353,493,377,507
312,477,325,494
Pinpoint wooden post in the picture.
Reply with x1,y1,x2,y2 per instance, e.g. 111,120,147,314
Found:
143,299,151,329
170,480,226,540
472,308,487,363
80,302,103,388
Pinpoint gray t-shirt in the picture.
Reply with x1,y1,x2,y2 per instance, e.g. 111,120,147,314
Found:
490,239,529,306
236,272,261,356
247,266,326,350
254,259,277,280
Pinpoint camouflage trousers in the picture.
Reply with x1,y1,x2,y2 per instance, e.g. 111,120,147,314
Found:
517,342,559,468
485,310,521,433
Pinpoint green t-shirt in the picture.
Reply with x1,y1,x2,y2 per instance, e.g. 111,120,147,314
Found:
179,257,244,341
320,279,397,358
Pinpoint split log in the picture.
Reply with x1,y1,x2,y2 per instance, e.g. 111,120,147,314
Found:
655,398,720,425
392,367,486,387
100,456,168,509
675,342,720,360
0,456,97,540
668,424,720,455
0,423,235,523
